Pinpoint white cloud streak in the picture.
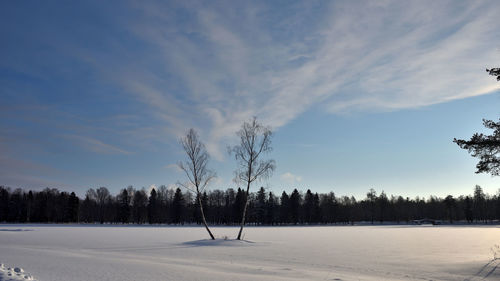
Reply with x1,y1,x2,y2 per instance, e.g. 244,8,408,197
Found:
165,163,182,173
280,172,303,185
62,135,130,155
74,0,500,160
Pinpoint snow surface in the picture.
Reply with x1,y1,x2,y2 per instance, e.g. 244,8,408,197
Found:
0,225,498,281
0,263,36,281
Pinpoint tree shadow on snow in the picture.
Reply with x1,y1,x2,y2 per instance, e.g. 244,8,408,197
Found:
180,239,255,247
464,259,499,281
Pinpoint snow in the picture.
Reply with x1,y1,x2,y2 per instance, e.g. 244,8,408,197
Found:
0,263,35,281
0,225,498,280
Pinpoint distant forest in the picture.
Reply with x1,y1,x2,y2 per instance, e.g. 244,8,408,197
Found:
0,185,499,225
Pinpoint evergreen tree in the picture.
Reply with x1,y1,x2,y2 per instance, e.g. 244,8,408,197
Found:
280,191,290,224
202,191,209,222
209,190,225,224
26,190,34,222
473,185,486,223
366,189,377,224
68,192,79,223
224,188,236,224
342,196,355,224
378,191,389,223
496,190,500,222
444,195,456,223
303,189,314,224
454,118,500,176
156,185,169,224
132,189,148,224
80,191,96,223
312,193,321,223
351,196,360,224
148,188,158,224
0,187,10,222
290,189,301,224
193,193,202,224
464,196,473,223
234,188,246,223
117,188,131,224
172,188,185,224
392,196,405,223
320,192,337,224
255,187,267,225
266,192,277,225
8,188,23,222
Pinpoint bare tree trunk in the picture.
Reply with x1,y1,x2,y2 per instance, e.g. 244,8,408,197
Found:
198,196,215,240
237,182,251,240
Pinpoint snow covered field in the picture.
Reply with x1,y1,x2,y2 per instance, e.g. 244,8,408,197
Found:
0,225,498,281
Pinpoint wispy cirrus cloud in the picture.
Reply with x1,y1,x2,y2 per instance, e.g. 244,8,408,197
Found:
2,0,499,163
0,149,72,190
319,1,500,112
62,135,131,155
165,163,182,173
96,0,499,159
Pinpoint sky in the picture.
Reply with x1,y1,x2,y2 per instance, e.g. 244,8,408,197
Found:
1,0,499,199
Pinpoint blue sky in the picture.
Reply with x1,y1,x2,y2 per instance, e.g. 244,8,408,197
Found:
1,0,499,199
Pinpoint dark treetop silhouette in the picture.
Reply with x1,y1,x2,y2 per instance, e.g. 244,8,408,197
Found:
454,67,500,176
1,185,499,225
487,68,500,81
454,119,500,176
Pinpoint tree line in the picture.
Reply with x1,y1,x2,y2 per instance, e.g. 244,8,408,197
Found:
1,69,498,231
1,185,499,225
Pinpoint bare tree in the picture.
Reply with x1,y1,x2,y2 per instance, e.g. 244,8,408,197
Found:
95,187,110,224
178,129,215,240
230,117,275,240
